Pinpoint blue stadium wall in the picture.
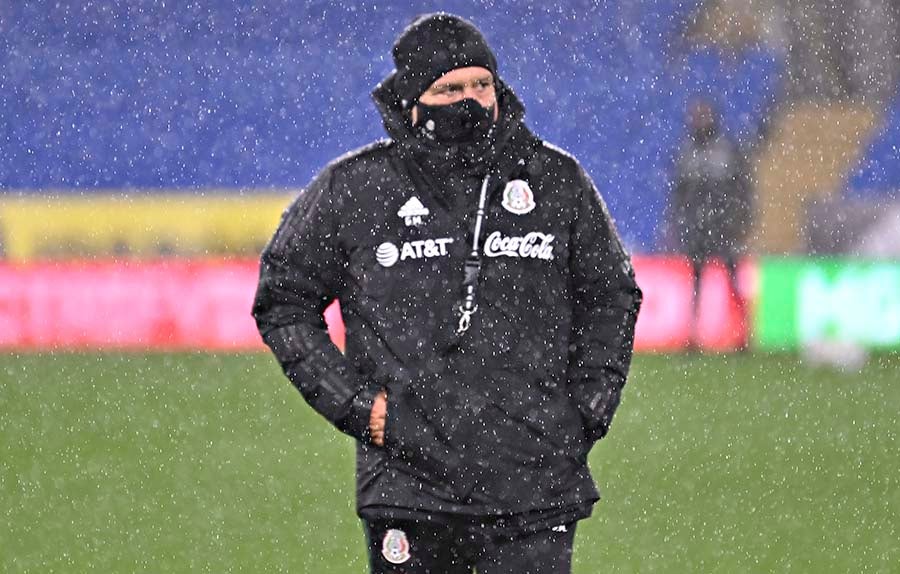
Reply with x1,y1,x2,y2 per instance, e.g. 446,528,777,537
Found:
851,93,900,198
2,0,792,250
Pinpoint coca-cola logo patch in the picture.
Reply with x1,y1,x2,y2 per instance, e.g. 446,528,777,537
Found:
484,231,555,260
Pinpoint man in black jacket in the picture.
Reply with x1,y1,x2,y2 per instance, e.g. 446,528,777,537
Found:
253,13,642,574
671,98,751,347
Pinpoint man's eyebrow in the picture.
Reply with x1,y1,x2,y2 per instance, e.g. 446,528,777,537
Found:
430,82,462,91
430,75,494,92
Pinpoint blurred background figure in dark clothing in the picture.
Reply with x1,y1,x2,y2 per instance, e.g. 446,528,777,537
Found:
671,97,752,347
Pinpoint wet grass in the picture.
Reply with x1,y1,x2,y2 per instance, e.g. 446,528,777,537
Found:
2,352,897,573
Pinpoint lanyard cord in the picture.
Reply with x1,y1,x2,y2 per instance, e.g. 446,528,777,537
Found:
457,175,491,334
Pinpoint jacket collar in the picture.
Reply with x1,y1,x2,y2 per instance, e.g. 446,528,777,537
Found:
372,74,541,186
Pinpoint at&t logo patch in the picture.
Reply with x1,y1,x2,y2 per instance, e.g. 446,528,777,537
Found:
375,238,454,267
375,243,400,267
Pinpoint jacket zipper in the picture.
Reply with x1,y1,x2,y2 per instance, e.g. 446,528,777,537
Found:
457,175,491,334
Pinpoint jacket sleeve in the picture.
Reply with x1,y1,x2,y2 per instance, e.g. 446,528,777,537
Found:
567,165,643,442
252,167,378,443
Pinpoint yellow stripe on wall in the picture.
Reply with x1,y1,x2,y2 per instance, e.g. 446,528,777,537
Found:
0,193,296,261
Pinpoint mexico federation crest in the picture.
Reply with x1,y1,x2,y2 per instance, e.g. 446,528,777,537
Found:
501,179,536,215
381,529,411,564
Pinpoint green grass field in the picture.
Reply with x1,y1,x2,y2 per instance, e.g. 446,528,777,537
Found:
2,352,898,573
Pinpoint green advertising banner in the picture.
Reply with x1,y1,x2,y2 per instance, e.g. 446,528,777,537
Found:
756,258,900,349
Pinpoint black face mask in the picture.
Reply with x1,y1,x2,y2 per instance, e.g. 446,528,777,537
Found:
415,98,495,145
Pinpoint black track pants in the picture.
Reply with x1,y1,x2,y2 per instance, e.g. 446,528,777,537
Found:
363,517,576,574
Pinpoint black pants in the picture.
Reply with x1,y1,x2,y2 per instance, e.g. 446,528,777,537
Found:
363,517,576,574
690,254,742,313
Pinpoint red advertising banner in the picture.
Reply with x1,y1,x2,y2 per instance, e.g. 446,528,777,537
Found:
0,260,264,350
0,257,752,352
631,256,755,352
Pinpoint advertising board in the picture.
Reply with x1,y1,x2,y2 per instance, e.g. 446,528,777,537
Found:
0,257,754,352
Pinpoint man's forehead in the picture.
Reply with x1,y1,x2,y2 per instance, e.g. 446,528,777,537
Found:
427,66,493,88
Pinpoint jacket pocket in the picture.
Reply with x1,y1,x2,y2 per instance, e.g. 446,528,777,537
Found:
382,382,476,499
478,370,589,463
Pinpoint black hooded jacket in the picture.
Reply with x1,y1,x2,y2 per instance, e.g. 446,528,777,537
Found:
252,78,643,530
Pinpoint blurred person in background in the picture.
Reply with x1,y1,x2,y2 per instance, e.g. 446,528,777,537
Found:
253,12,642,574
671,97,752,348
